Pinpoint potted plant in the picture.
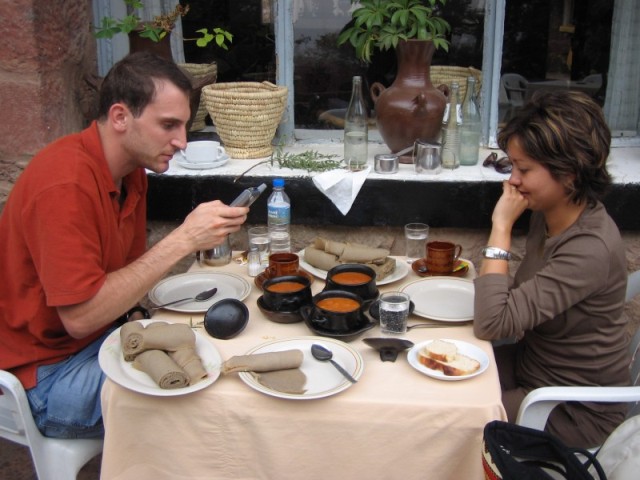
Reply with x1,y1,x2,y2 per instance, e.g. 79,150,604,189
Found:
94,0,232,51
337,0,450,63
337,0,452,158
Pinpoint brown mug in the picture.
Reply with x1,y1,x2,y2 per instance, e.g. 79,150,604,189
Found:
426,241,462,275
266,252,299,278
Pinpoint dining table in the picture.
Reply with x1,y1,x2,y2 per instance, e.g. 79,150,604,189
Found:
99,252,507,480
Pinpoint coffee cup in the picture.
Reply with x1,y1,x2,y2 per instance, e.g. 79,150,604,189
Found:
426,241,463,275
324,264,377,302
262,275,312,312
266,252,299,278
183,140,226,164
305,290,365,333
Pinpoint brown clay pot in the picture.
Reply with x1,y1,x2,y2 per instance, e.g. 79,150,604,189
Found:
370,40,448,162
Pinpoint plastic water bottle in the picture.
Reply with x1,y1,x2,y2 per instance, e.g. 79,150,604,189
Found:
267,178,291,252
459,76,482,166
344,76,368,171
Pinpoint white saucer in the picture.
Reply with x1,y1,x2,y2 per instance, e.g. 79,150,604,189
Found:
175,154,229,170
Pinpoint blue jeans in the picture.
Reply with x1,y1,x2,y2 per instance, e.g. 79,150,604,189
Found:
26,327,114,439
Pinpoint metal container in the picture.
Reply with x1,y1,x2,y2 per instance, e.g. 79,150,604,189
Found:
374,154,399,174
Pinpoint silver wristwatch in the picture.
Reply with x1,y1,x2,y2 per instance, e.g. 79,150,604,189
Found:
482,246,512,261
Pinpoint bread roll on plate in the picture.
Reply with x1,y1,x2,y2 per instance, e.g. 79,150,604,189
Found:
418,339,480,377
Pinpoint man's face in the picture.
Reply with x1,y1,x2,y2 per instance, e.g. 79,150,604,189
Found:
124,79,191,173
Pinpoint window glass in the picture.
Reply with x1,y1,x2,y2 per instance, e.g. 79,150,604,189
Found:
291,0,485,130
500,0,612,124
179,1,276,84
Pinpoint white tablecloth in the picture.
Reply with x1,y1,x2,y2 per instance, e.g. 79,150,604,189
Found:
100,256,506,480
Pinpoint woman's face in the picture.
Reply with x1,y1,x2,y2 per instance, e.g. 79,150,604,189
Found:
506,137,571,212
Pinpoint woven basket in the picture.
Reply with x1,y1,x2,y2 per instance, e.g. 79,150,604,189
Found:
178,62,218,131
202,81,288,159
431,66,482,100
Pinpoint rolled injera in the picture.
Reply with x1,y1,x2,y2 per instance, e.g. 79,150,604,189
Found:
221,349,304,374
133,349,190,389
121,322,196,360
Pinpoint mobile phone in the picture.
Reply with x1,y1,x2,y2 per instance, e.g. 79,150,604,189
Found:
229,183,267,207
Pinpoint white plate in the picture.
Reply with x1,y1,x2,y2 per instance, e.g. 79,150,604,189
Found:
149,272,251,313
298,249,409,286
98,320,222,396
238,336,364,400
174,153,229,170
407,339,489,381
401,277,474,322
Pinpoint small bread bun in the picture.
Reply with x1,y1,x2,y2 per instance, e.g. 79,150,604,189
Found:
418,340,481,376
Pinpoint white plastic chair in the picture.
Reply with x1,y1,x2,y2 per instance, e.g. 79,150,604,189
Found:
500,73,529,108
0,370,103,480
516,271,640,436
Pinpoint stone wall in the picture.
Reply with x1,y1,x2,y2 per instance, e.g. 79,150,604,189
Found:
0,0,98,210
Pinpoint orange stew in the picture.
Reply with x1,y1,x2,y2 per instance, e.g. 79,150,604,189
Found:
266,281,306,293
331,271,371,285
316,297,360,313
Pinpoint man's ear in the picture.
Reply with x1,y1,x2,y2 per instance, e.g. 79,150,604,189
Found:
109,103,130,132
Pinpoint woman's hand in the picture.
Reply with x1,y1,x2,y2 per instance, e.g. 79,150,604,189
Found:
492,181,528,232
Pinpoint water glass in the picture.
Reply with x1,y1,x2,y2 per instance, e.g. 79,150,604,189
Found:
379,291,411,335
248,226,271,268
404,223,430,263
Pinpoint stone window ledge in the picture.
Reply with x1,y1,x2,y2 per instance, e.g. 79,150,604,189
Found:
147,143,640,230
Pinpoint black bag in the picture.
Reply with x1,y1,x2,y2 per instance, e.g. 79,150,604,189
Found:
482,420,607,480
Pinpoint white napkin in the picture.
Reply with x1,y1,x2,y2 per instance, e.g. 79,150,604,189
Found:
312,167,371,215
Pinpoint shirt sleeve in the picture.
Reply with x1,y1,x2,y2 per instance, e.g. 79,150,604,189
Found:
473,233,611,340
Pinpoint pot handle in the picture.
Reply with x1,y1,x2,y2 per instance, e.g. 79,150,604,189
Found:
436,83,450,98
370,82,386,103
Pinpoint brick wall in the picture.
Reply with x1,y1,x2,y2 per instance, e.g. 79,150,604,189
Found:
0,0,98,211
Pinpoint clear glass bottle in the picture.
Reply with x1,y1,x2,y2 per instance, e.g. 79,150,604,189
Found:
459,76,482,166
344,76,368,171
267,178,291,253
441,81,461,169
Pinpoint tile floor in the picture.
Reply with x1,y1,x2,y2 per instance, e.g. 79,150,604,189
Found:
0,437,101,479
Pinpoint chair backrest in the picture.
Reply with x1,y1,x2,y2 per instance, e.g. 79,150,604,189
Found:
501,73,529,107
581,73,603,88
0,370,103,480
625,270,640,302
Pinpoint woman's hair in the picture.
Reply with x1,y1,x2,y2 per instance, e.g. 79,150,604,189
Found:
497,90,612,206
97,51,192,119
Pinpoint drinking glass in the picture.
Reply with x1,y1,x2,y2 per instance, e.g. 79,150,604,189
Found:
404,223,430,263
379,291,411,335
248,226,271,268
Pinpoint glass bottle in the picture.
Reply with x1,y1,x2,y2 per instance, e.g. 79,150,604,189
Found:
459,77,482,166
441,81,461,169
267,178,291,253
344,76,368,171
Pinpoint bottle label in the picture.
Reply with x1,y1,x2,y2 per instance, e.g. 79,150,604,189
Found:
268,205,290,224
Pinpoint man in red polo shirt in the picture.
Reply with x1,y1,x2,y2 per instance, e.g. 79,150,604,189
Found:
0,52,248,438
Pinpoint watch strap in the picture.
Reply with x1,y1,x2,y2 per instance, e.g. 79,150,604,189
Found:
482,246,512,260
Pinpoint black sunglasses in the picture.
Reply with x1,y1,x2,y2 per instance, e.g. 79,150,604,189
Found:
483,152,512,174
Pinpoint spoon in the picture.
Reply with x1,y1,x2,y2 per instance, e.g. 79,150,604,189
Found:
311,344,358,384
152,287,218,309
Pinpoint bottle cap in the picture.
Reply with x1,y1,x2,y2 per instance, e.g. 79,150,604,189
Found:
273,178,284,188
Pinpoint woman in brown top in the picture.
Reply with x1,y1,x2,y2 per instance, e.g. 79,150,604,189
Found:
474,91,629,448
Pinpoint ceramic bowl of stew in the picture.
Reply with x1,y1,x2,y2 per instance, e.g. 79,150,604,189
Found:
261,275,312,312
300,290,367,334
324,264,378,302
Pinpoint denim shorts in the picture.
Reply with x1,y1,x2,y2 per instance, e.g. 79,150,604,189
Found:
25,327,114,439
